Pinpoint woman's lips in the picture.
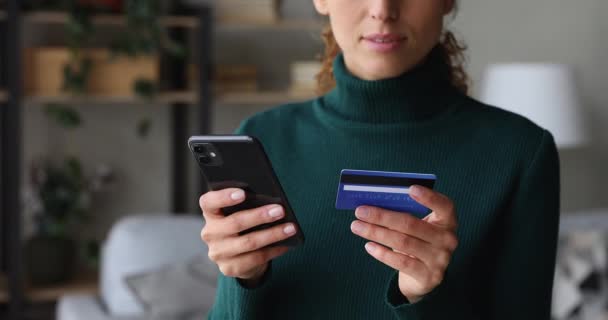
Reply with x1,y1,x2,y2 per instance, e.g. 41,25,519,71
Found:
362,34,406,53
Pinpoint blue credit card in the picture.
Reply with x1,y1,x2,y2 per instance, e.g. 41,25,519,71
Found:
335,169,436,218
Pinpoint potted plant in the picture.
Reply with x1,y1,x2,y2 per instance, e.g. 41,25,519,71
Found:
25,0,186,138
23,157,115,286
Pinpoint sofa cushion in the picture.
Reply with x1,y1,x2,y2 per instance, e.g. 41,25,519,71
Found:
57,294,146,320
125,254,218,319
101,214,206,317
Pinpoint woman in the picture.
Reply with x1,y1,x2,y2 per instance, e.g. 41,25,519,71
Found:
200,0,560,319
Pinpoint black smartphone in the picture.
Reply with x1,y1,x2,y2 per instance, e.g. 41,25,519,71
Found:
188,135,304,247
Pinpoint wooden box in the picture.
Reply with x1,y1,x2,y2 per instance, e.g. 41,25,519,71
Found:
188,63,259,93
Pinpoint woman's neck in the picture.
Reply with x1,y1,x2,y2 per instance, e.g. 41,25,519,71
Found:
323,48,459,124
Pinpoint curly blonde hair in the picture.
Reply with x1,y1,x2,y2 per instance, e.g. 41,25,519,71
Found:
315,9,469,95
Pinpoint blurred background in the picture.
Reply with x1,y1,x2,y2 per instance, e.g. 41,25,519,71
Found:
0,0,607,319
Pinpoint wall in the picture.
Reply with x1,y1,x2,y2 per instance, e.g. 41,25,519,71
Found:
451,0,608,212
21,0,608,243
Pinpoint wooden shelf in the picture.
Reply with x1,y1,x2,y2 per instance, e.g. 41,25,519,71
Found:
218,19,324,31
26,272,98,303
24,11,199,28
25,91,197,105
18,88,318,111
217,90,317,106
0,271,98,303
23,90,316,106
22,11,323,31
0,90,8,103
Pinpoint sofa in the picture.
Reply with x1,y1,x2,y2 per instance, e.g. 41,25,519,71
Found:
56,214,218,320
58,210,608,320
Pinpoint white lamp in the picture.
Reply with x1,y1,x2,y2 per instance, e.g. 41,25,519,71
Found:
479,63,589,148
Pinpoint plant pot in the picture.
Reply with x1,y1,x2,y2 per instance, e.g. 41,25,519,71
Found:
24,47,159,96
24,235,76,286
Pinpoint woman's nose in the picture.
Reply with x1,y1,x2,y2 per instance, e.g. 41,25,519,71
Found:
369,0,399,21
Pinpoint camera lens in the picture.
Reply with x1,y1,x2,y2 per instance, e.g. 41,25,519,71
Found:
193,145,206,153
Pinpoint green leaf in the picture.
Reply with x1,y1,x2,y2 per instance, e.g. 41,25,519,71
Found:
65,5,94,47
62,58,92,94
65,157,84,182
44,104,82,129
164,39,187,60
84,239,101,267
137,117,152,138
133,78,158,100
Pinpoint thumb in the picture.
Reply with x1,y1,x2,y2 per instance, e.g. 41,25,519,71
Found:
410,185,457,230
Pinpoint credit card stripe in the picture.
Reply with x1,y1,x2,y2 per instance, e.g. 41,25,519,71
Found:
342,169,435,179
340,174,435,188
343,184,410,194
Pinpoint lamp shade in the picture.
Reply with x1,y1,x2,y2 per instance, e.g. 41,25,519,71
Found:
479,63,588,148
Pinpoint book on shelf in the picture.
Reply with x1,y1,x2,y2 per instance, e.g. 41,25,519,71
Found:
189,63,259,93
215,82,258,94
289,60,321,95
215,65,257,81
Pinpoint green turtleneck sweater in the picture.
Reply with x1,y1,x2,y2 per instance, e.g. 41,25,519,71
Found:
207,52,560,320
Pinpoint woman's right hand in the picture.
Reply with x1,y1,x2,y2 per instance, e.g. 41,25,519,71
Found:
199,188,296,285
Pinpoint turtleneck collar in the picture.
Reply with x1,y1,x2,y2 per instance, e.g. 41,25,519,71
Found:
322,47,461,124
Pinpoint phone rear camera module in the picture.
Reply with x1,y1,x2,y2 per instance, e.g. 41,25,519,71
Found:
193,143,222,166
193,145,206,154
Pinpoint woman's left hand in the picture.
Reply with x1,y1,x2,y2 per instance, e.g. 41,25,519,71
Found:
350,185,459,303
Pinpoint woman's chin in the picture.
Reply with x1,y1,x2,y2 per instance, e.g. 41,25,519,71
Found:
346,52,415,80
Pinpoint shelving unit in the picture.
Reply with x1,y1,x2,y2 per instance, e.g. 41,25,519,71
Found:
0,272,8,303
217,19,323,31
25,91,198,105
23,90,317,107
24,90,317,106
1,1,23,319
0,2,213,319
0,9,5,108
1,2,322,318
24,11,199,28
21,10,321,110
214,17,322,107
23,10,323,31
217,16,322,107
218,90,316,106
17,8,211,208
0,271,98,304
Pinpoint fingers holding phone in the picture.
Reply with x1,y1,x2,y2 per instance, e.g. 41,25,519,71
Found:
199,188,295,281
190,135,304,283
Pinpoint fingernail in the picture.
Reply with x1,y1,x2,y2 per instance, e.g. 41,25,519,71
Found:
351,221,364,234
409,185,422,198
230,190,245,200
283,224,296,235
356,207,369,219
268,206,284,218
365,242,377,254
